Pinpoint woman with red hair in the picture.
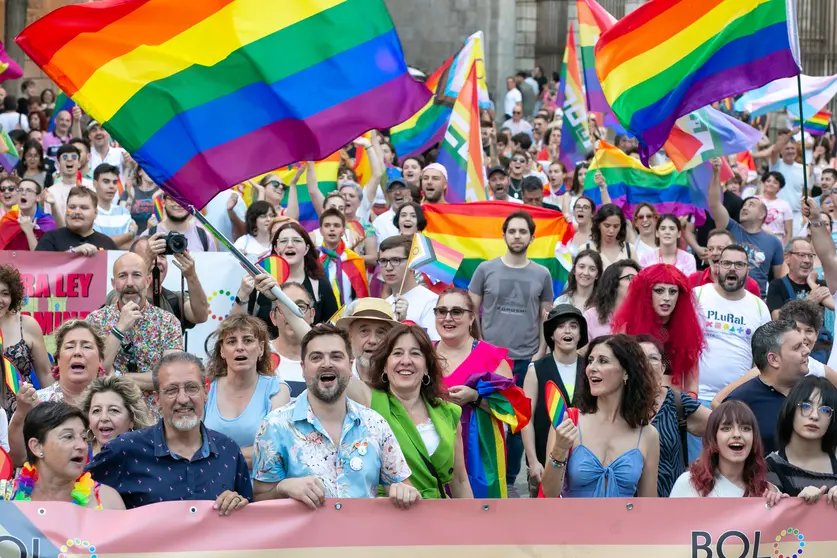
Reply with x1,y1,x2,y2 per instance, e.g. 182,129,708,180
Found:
611,264,704,397
670,400,781,504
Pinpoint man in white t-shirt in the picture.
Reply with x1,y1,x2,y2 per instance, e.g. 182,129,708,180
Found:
504,77,523,120
771,128,809,235
45,143,94,220
373,177,411,248
692,244,770,460
379,235,440,340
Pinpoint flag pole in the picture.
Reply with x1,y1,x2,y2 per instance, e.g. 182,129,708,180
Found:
189,207,305,318
574,20,604,182
796,73,809,201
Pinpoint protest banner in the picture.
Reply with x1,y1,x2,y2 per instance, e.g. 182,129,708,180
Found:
0,498,835,557
4,251,108,354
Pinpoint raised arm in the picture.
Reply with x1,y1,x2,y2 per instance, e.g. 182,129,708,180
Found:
707,158,730,230
802,198,837,291
769,128,794,166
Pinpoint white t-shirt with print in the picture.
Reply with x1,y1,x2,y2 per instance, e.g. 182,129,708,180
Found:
386,285,440,341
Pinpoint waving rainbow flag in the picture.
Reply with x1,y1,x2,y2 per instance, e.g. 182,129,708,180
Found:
576,0,617,114
407,233,464,286
596,0,801,165
436,67,487,203
17,0,430,211
423,202,574,297
793,110,832,137
559,25,593,170
390,31,489,159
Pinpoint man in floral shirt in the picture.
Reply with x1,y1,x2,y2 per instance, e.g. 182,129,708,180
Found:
252,324,419,509
86,252,182,413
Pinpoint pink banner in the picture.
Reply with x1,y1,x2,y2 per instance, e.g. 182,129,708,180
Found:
1,498,835,556
6,251,108,353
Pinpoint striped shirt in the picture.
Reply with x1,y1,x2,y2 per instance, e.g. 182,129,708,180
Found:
94,204,133,238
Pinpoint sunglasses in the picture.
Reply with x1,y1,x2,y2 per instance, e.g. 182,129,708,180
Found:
511,157,526,163
0,186,16,193
433,306,471,318
60,153,79,162
266,180,285,189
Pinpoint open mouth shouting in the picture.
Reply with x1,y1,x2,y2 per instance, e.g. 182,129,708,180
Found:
726,440,747,456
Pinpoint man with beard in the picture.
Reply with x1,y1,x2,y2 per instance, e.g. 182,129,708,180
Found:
421,163,448,204
522,304,587,495
766,237,834,318
337,298,397,382
87,352,252,512
86,252,183,412
87,120,128,179
42,107,82,160
252,324,419,508
469,210,553,488
35,187,117,252
373,176,411,247
142,192,216,252
725,320,810,455
488,166,522,203
687,229,760,296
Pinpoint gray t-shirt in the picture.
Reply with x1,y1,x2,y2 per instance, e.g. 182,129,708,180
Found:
725,219,783,295
470,258,553,360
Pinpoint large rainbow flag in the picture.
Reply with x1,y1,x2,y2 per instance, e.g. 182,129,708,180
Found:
390,31,489,159
595,0,801,165
584,141,710,222
422,202,574,297
576,0,617,114
559,24,593,170
17,0,431,211
436,67,487,203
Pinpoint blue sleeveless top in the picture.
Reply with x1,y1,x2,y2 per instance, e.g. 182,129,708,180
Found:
205,375,286,450
564,420,645,498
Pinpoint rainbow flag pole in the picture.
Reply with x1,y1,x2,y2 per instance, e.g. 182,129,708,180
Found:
798,74,809,201
189,208,304,318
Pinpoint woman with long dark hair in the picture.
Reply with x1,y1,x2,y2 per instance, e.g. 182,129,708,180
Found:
637,214,697,275
631,202,658,260
554,249,603,311
582,259,640,341
611,264,705,396
233,200,276,261
541,334,660,498
589,203,636,269
14,140,53,189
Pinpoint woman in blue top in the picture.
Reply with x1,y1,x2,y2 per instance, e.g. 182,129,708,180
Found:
542,334,660,498
205,315,290,468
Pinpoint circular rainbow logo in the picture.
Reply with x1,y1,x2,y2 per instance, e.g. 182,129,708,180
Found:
59,538,97,558
206,290,235,321
773,527,804,558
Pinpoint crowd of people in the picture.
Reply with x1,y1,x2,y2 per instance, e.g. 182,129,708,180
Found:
3,68,837,516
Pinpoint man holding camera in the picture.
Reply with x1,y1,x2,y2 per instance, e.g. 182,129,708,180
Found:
142,192,217,252
87,252,183,414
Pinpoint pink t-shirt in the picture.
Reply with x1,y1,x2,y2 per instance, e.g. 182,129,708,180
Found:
759,196,793,239
583,307,612,342
638,249,697,276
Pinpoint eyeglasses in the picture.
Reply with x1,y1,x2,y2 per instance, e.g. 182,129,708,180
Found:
17,188,37,195
433,306,471,319
790,252,815,260
160,383,203,399
277,237,305,246
635,214,656,221
619,273,636,282
266,180,285,189
275,301,312,314
60,153,79,162
0,186,15,193
511,157,526,163
377,257,406,268
513,111,522,116
718,260,747,270
798,401,834,418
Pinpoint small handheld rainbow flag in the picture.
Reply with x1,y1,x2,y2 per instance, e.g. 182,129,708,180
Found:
793,110,832,137
1,329,23,395
544,380,568,428
152,196,164,224
256,255,290,284
407,233,464,286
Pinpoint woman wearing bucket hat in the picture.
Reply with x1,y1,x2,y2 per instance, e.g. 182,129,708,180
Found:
522,304,587,495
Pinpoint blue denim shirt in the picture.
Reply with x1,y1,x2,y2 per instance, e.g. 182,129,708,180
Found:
86,420,252,509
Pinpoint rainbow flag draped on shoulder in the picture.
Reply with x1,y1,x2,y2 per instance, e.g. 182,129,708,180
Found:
422,202,574,297
595,0,802,165
319,241,368,310
17,0,431,210
390,31,489,159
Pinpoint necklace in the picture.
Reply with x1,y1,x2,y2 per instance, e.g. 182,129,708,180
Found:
9,462,95,507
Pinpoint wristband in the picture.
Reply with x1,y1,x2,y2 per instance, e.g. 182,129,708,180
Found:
810,219,828,228
234,296,247,306
548,455,567,468
111,327,126,343
474,395,483,407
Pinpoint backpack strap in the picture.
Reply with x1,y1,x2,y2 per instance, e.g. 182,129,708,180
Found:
781,276,796,301
196,226,210,251
671,388,689,469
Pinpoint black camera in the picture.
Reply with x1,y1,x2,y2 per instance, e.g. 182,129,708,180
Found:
163,231,188,255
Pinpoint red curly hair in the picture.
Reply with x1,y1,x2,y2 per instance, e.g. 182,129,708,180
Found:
688,401,768,497
611,264,704,390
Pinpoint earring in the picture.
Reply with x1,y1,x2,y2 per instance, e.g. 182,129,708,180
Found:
380,372,388,384
623,376,628,385
38,452,44,457
422,374,431,386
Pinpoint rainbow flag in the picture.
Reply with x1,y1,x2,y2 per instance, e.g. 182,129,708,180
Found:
390,31,489,159
554,35,570,111
460,371,531,499
559,25,593,170
17,0,431,211
407,233,464,286
319,242,368,309
665,105,763,173
275,153,341,231
436,67,487,203
0,329,23,396
584,141,708,222
46,91,76,133
0,40,22,84
595,0,802,165
793,110,832,137
0,129,19,173
152,196,165,224
576,0,617,114
352,132,374,186
423,202,574,297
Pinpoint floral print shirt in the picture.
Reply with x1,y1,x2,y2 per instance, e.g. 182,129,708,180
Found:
252,391,411,498
86,303,182,414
